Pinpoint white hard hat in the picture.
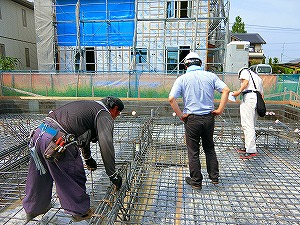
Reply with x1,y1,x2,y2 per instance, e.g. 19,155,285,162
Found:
184,52,202,67
185,52,201,60
238,67,248,76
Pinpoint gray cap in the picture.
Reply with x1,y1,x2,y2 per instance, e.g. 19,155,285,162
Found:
101,96,124,111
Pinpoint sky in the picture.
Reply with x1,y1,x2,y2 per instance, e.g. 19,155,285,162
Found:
229,0,300,63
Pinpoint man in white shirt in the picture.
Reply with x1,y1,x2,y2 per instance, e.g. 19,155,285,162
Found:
169,52,230,190
232,67,264,159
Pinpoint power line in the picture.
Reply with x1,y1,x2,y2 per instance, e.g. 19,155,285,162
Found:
267,42,300,45
246,24,300,32
229,23,300,32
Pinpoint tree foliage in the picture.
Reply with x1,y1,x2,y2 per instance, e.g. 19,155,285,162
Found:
231,16,247,33
269,57,296,74
0,56,19,70
273,57,279,64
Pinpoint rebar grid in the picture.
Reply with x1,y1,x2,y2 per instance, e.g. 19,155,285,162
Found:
0,108,299,224
0,114,44,212
92,114,300,224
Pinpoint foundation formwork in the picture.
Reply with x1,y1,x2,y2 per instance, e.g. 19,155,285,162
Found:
0,103,299,224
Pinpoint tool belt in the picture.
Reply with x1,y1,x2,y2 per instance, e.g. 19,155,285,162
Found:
38,123,58,136
39,121,76,162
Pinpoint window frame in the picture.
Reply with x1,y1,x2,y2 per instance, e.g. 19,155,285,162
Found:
166,1,192,19
25,47,30,67
0,44,6,57
22,9,27,27
131,48,148,64
166,46,190,74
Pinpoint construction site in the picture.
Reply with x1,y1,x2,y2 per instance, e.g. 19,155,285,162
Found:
0,0,300,224
0,98,299,225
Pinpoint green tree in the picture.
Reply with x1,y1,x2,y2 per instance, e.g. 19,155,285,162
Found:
268,58,272,65
231,16,247,33
273,57,279,64
0,56,19,70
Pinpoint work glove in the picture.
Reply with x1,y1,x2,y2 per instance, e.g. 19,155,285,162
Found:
110,174,122,191
85,157,97,171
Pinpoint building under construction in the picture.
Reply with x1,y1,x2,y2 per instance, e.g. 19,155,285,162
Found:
34,0,229,73
1,0,300,224
0,98,299,224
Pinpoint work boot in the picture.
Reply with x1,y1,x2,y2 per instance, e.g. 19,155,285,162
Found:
26,204,52,223
209,176,219,184
72,208,94,222
185,177,202,190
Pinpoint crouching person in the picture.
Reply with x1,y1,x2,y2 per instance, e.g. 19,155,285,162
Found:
23,97,124,222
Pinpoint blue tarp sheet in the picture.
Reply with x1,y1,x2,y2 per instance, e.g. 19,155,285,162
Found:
56,0,135,46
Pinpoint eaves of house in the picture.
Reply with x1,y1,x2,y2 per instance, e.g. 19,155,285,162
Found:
231,33,266,45
11,0,34,10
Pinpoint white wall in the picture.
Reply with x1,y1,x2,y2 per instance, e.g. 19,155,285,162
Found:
224,41,250,73
0,0,37,70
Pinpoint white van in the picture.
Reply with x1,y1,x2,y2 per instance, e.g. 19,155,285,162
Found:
249,64,272,74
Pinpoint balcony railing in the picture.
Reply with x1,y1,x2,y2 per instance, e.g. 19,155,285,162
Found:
249,48,263,53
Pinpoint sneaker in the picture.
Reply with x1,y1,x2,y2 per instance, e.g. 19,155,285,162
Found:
236,149,246,153
185,177,202,190
240,153,258,159
72,208,94,222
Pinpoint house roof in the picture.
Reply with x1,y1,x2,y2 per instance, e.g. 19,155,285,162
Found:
231,33,266,44
11,0,34,10
280,58,300,67
287,58,300,64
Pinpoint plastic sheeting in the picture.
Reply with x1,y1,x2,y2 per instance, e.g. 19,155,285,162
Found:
34,0,55,71
56,0,135,46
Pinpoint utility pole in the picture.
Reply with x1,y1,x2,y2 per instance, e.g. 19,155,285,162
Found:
280,43,285,63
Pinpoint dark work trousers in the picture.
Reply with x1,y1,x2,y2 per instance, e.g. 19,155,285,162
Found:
184,113,219,185
22,126,90,216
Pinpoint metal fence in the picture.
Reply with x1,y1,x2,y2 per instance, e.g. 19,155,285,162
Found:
1,72,299,99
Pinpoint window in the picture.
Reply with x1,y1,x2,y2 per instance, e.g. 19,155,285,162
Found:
0,44,5,57
167,49,178,72
75,51,81,72
85,47,95,71
25,48,30,67
166,46,190,73
74,49,95,72
167,1,191,18
167,1,176,18
131,48,148,64
22,9,27,27
249,44,255,52
179,1,189,18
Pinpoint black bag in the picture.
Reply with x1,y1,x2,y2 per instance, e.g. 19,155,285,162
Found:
255,91,266,117
248,70,266,117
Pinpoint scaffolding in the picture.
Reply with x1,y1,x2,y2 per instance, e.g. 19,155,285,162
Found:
34,0,230,73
